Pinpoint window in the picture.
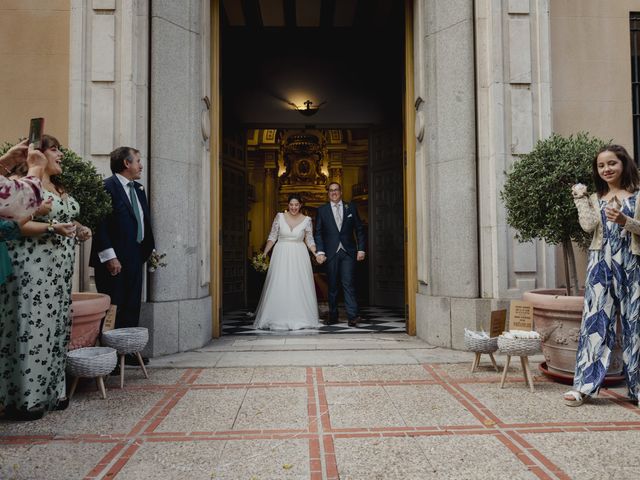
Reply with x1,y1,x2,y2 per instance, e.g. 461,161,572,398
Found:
630,13,640,159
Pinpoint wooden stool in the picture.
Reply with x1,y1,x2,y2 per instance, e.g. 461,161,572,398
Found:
497,336,541,392
471,352,500,373
101,328,149,388
499,355,535,392
66,347,117,399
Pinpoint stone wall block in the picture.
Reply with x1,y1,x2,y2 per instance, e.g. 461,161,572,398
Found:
450,298,494,349
153,0,200,33
416,294,452,348
508,16,531,84
89,86,115,154
140,301,179,357
93,0,116,9
508,0,529,14
91,14,115,81
510,86,533,153
178,297,213,352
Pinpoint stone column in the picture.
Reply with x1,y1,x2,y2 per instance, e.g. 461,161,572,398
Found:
143,0,212,355
413,0,491,349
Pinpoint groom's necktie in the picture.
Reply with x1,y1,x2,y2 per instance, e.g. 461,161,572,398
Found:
333,203,343,230
128,181,143,243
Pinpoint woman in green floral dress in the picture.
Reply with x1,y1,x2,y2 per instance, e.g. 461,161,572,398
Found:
0,135,92,420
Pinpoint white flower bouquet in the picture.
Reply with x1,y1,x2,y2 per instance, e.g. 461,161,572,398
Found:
250,252,269,273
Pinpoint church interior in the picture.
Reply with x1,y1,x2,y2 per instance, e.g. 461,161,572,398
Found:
218,0,407,334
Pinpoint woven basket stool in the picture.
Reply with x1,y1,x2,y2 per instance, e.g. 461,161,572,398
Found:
497,336,541,392
464,333,499,373
66,347,117,399
101,327,149,388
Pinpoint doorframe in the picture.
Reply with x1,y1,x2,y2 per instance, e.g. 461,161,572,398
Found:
210,0,222,338
404,0,417,336
210,0,418,337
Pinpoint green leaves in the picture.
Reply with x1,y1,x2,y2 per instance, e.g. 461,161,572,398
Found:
56,146,112,231
501,132,607,249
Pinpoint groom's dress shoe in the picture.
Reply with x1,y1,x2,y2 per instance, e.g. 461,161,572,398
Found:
348,316,362,327
323,314,339,325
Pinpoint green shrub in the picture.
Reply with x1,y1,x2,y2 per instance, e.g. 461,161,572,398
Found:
501,132,608,294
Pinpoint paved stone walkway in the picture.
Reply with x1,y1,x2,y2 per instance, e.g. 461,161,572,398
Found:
1,335,639,479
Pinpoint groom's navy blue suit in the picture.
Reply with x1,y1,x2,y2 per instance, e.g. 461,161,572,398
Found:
90,175,155,329
314,201,366,320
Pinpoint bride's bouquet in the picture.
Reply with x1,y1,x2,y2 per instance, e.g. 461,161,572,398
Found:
251,252,269,273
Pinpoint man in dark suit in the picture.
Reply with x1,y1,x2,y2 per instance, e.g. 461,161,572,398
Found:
314,182,366,327
90,147,155,340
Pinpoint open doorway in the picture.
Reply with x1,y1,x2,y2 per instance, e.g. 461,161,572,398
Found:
218,0,407,335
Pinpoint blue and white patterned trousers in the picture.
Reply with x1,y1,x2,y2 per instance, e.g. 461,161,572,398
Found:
574,198,640,400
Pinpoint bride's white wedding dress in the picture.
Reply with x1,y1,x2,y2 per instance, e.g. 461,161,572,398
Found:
253,213,321,330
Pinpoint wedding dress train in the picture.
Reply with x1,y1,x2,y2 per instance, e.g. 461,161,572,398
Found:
253,213,321,330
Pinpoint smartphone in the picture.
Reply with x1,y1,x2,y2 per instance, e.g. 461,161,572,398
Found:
28,117,45,148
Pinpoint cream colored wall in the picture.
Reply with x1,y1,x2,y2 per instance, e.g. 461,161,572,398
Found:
551,0,639,150
551,0,640,288
0,1,70,145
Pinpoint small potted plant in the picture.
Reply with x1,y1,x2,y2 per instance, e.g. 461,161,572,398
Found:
501,132,623,379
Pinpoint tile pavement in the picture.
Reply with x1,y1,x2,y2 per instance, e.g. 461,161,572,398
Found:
1,349,639,479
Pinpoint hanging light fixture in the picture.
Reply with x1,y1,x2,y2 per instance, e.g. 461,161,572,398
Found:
296,100,325,117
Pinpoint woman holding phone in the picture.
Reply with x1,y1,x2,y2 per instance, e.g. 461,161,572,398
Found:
0,135,92,420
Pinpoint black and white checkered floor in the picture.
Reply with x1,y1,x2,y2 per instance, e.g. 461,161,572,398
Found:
222,305,406,335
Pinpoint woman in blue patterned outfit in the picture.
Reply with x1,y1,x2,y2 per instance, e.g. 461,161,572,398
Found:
566,145,640,406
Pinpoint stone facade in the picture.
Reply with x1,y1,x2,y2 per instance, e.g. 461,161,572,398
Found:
58,0,640,354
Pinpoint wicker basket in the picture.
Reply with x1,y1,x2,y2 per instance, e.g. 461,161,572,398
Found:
101,327,149,354
67,347,117,377
498,336,541,356
464,332,499,353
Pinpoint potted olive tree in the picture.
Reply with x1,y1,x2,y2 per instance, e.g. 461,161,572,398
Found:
1,141,112,349
501,133,623,379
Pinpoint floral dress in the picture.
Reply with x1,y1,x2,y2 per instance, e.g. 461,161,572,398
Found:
0,175,43,220
0,191,79,411
0,220,20,284
574,196,640,400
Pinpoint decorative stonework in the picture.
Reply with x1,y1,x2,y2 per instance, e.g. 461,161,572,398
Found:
475,0,555,300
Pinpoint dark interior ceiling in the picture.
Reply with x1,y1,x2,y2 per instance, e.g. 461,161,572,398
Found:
221,0,399,29
220,0,404,127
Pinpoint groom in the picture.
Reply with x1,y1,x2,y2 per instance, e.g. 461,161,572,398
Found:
315,182,366,327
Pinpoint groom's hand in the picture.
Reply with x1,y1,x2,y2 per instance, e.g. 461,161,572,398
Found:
357,251,366,261
316,254,326,264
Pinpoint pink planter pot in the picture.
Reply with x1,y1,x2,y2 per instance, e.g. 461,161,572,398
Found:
523,289,623,376
69,292,111,351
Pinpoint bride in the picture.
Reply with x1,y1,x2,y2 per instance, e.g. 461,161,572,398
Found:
253,194,322,330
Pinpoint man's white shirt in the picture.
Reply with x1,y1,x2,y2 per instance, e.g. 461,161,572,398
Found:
97,173,145,263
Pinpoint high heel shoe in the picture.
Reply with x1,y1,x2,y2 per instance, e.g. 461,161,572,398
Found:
3,405,45,421
54,398,69,411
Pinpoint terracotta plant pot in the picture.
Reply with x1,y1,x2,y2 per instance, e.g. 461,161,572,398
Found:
523,289,623,376
69,292,111,351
